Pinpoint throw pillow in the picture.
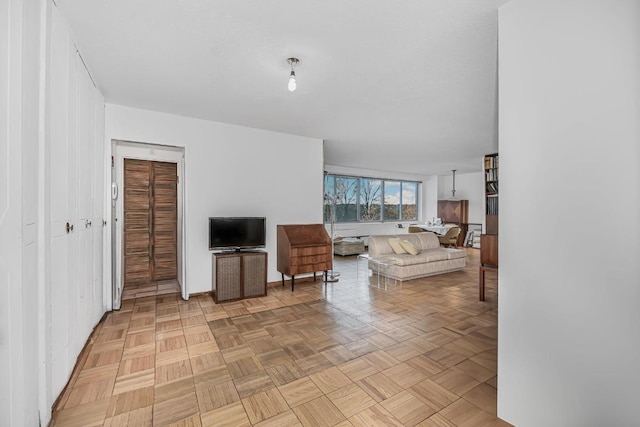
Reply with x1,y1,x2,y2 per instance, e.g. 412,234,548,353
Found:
400,240,420,255
388,238,407,254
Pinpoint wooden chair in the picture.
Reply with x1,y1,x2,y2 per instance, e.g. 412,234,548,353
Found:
438,226,461,248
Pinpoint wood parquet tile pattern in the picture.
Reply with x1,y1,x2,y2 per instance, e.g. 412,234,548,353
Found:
53,248,510,426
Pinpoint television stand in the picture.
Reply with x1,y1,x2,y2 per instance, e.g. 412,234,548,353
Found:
212,251,267,302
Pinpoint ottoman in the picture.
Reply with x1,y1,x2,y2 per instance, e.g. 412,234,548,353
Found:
333,237,365,256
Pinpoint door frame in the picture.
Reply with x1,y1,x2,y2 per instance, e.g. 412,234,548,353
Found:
109,140,186,310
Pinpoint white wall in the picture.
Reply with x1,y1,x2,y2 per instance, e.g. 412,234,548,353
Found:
106,105,324,292
0,0,46,425
498,0,640,425
324,164,436,238
437,171,484,225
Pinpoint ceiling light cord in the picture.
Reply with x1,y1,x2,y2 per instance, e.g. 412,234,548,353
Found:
451,169,457,199
287,57,299,92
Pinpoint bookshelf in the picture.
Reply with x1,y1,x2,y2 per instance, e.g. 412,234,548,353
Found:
480,153,498,301
484,153,499,235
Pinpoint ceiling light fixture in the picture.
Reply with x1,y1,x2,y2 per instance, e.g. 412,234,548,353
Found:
450,169,457,199
287,57,299,92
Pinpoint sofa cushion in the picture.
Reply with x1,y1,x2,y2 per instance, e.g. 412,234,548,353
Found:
400,240,420,255
373,249,449,266
443,248,466,260
411,232,440,250
388,238,407,254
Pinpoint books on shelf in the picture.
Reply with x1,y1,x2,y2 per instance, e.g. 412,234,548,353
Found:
485,168,498,182
486,196,499,215
484,155,498,170
486,182,499,194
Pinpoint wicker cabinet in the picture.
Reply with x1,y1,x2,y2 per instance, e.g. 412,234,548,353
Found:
277,224,332,291
212,251,267,303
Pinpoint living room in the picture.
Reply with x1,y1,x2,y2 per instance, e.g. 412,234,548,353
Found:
1,0,639,426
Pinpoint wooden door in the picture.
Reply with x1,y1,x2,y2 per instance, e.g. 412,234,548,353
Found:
151,162,178,280
123,159,177,285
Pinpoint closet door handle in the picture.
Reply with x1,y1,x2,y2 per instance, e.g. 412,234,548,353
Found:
85,219,92,228
66,222,74,233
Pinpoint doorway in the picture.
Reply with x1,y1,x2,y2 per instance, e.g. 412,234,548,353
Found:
123,159,178,287
112,141,186,309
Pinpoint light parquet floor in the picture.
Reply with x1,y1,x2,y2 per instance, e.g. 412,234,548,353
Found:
52,247,508,426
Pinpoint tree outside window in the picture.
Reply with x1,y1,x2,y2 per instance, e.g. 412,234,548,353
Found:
324,174,420,223
359,179,381,221
334,176,358,222
402,182,417,220
323,175,334,222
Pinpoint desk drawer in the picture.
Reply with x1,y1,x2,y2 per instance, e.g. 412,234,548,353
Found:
291,246,329,257
291,254,330,266
289,261,331,276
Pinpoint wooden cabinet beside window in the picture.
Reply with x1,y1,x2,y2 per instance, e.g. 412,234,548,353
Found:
437,199,469,247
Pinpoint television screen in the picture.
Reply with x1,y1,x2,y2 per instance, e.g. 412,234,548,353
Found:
209,217,266,250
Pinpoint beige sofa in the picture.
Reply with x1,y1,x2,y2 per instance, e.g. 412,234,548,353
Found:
367,232,466,281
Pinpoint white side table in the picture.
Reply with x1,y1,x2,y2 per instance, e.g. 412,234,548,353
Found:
357,254,397,290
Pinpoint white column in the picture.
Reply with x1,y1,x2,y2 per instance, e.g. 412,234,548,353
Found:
498,0,640,425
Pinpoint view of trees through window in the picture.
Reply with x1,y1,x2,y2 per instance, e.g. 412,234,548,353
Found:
324,174,419,223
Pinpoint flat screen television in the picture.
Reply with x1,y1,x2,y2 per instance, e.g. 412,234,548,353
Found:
208,217,266,251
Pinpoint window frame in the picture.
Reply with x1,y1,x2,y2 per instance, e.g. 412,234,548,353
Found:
324,173,420,223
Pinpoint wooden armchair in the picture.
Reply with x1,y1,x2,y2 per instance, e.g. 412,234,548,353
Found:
438,227,461,248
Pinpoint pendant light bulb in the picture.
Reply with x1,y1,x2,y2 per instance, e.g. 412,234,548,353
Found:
287,57,299,92
288,71,297,92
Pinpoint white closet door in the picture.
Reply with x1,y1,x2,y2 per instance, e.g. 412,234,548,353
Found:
92,95,105,320
75,55,94,350
46,4,106,405
48,9,77,397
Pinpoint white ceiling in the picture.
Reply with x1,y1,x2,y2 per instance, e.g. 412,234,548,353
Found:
57,0,508,176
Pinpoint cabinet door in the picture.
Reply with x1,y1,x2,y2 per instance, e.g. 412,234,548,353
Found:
243,253,266,297
214,255,241,302
438,200,468,224
480,234,499,267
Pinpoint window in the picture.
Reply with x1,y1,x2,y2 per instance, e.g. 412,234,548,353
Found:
359,179,381,221
384,181,400,220
401,182,418,221
334,176,358,222
324,174,420,223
